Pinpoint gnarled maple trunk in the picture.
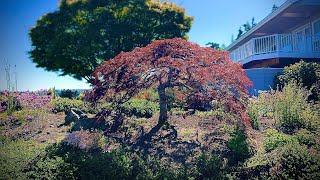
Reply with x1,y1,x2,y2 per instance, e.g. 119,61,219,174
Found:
135,86,169,144
158,86,168,127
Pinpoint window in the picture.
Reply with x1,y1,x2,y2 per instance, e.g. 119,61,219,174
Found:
313,19,320,51
293,24,311,35
314,19,320,35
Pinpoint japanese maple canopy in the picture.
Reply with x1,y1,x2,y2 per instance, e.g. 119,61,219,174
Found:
92,38,252,123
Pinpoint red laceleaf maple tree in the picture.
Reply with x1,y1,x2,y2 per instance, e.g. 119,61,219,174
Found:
92,38,252,131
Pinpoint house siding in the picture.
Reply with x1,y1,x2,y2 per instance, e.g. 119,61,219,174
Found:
286,12,320,34
246,68,284,96
227,0,320,94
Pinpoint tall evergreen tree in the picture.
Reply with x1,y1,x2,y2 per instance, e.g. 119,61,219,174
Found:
235,17,256,40
236,27,244,40
272,4,279,12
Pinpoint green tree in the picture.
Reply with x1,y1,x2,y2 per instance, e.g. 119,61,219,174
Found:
243,22,251,32
59,89,79,99
272,4,279,12
243,17,256,32
235,17,256,40
206,42,226,51
236,27,244,40
29,0,193,82
206,42,220,49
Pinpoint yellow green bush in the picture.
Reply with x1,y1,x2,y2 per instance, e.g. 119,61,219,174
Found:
264,129,296,152
121,98,159,118
50,97,88,113
268,143,320,179
250,83,319,133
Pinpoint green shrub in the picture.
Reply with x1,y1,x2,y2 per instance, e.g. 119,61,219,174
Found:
43,143,133,179
136,89,159,102
195,109,237,125
47,88,55,99
122,98,158,118
0,94,19,115
245,142,320,180
256,83,319,133
95,102,112,112
129,155,155,180
165,88,187,110
264,128,319,152
247,100,260,130
30,142,185,180
50,97,88,113
268,143,320,179
275,60,320,100
264,129,296,152
195,108,229,116
247,92,280,130
149,158,185,180
26,156,76,179
227,126,252,165
0,137,46,179
196,153,225,179
273,83,319,133
59,89,79,99
294,129,317,148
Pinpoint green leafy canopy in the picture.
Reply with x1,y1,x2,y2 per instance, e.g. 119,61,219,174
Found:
29,0,193,82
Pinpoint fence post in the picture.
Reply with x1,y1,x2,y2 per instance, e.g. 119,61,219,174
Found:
276,34,279,52
252,39,255,55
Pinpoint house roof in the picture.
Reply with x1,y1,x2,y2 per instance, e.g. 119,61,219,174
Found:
226,0,320,51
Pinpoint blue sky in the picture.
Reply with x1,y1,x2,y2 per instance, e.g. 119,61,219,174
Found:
0,0,286,91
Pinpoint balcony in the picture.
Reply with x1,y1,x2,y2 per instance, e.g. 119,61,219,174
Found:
230,34,320,64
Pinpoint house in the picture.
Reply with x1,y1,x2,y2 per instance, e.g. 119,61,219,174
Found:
226,0,320,94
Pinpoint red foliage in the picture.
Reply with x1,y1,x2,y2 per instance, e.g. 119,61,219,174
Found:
92,38,252,126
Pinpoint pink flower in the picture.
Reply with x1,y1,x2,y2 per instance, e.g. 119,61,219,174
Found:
0,105,7,112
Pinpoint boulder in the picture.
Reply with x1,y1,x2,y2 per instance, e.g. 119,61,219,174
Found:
65,108,88,125
71,118,105,131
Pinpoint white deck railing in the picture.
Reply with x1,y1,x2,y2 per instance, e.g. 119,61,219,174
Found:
230,34,320,62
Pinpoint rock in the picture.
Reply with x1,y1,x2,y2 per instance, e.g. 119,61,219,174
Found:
71,118,95,131
14,120,22,126
65,108,88,125
65,110,79,125
71,118,108,132
80,114,88,119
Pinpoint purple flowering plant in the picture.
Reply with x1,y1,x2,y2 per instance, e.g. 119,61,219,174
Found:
64,130,103,150
16,90,52,110
0,105,7,112
0,89,53,111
